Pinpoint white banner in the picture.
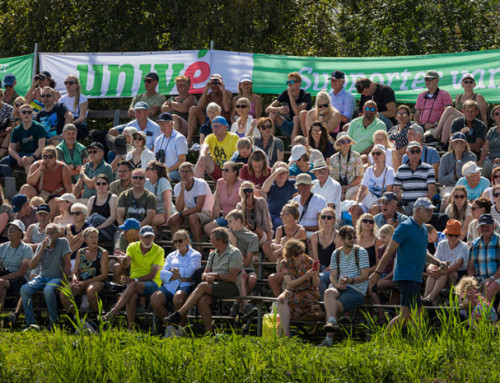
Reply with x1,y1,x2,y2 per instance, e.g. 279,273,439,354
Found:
39,50,253,98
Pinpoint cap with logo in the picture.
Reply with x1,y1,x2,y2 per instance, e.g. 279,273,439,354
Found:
134,101,149,110
118,218,141,231
12,194,28,213
139,225,155,237
328,70,345,80
144,72,159,81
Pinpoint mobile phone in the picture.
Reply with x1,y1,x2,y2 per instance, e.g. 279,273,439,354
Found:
312,259,320,271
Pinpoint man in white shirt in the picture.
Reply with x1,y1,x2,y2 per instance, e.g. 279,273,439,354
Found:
311,158,341,222
293,173,327,236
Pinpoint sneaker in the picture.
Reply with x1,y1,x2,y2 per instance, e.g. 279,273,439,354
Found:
80,295,90,312
4,313,17,325
318,339,333,348
82,321,97,335
23,324,40,332
229,303,240,317
190,143,201,151
163,325,176,339
323,318,339,331
242,304,258,318
164,311,182,325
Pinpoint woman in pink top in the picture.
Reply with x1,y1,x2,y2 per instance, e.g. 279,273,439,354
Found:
204,161,243,235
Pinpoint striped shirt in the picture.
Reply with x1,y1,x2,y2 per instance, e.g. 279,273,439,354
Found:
394,161,435,204
330,246,369,295
469,233,500,279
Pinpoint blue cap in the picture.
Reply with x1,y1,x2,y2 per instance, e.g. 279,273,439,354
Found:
158,112,173,122
134,101,149,110
451,132,467,142
212,116,228,126
478,214,494,227
12,194,28,213
36,204,51,214
118,218,141,231
139,225,155,237
3,74,16,86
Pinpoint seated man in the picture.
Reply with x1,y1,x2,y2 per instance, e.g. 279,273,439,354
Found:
168,162,214,249
0,103,46,172
293,173,327,235
24,204,51,252
127,72,166,121
103,226,164,330
20,223,71,329
393,141,436,215
194,116,238,180
450,100,487,158
311,158,341,220
355,77,396,129
0,220,33,317
347,100,386,155
73,142,113,201
35,86,73,143
110,160,133,197
401,124,440,179
374,192,408,228
328,70,355,128
150,229,202,337
164,228,243,334
265,71,312,138
116,168,156,227
126,101,161,151
56,123,88,183
187,74,233,144
12,194,37,229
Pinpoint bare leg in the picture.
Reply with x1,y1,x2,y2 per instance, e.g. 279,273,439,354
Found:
324,287,344,338
423,276,436,298
173,291,189,326
187,105,205,144
198,295,213,332
105,281,146,318
188,214,203,250
194,155,215,178
204,221,219,236
167,213,183,238
177,282,212,316
268,273,283,297
86,282,103,312
277,293,291,336
299,110,309,137
151,291,169,321
126,292,140,329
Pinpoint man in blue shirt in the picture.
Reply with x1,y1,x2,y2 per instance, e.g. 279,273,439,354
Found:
328,70,355,127
369,197,446,332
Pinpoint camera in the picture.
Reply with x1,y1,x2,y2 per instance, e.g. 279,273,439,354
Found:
339,175,349,186
156,149,165,163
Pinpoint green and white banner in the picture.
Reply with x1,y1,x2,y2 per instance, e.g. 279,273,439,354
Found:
39,49,500,102
0,54,34,95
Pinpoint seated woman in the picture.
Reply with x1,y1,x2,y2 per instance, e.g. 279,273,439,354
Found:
125,131,155,170
59,75,89,139
145,160,173,229
20,145,72,218
86,174,118,242
439,132,477,196
204,161,243,234
444,186,473,241
261,162,299,231
232,74,262,120
150,229,202,336
236,181,273,260
230,97,258,138
268,202,307,297
482,167,500,204
276,239,321,337
490,185,500,224
478,105,500,179
456,161,490,202
253,117,284,166
432,73,488,145
355,144,395,214
356,213,384,270
229,137,263,165
310,207,342,297
66,203,90,267
300,90,341,138
307,121,335,164
367,130,399,170
60,227,109,314
388,105,413,160
423,220,468,305
239,150,271,195
53,193,76,227
330,132,363,201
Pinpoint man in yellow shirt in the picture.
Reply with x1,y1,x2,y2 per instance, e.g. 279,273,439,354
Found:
103,225,164,330
194,116,238,180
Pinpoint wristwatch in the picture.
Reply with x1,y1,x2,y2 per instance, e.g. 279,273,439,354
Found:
134,278,139,282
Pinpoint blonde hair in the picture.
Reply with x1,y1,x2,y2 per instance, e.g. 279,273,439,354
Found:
455,276,480,298
65,75,81,112
83,226,99,239
281,201,300,221
30,196,45,208
373,130,393,149
318,207,336,231
356,213,378,238
379,224,395,237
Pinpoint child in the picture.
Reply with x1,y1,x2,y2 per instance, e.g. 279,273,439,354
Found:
426,223,445,255
368,224,395,324
455,276,498,324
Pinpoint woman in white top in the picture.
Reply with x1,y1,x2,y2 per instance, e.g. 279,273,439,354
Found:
230,97,258,138
125,131,155,170
356,144,395,214
301,90,341,137
59,75,89,139
367,130,399,170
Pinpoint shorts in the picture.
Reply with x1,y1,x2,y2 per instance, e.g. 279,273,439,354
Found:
395,280,422,308
159,284,193,300
210,281,239,299
214,217,228,227
209,165,222,180
181,211,212,228
337,285,366,312
277,119,294,136
137,281,159,296
6,276,27,294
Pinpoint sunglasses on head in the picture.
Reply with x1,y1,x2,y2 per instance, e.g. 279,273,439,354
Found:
286,80,296,85
361,219,374,224
40,94,53,98
409,148,421,154
321,215,334,220
70,211,83,216
260,124,272,130
64,81,75,85
42,154,54,159
317,103,329,108
235,104,247,109
243,188,253,193
132,175,145,180
364,107,376,112
21,110,33,115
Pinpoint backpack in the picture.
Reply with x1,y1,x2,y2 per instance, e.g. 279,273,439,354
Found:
336,245,360,271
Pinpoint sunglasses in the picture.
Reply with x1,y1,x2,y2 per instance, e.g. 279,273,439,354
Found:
317,103,329,108
311,129,322,134
235,105,247,109
96,182,108,186
4,85,13,88
173,239,186,244
321,215,334,220
454,195,466,199
243,188,254,193
446,233,460,238
409,148,422,154
64,81,75,85
494,175,500,179
463,80,474,84
40,94,53,98
21,110,33,115
70,211,83,216
493,193,500,198
286,80,296,85
338,139,351,145
361,219,374,224
260,124,272,130
42,154,54,159
132,176,145,180
364,107,376,112
424,78,436,82
88,150,98,154
133,137,144,141
494,112,500,116
397,112,408,117
15,104,22,108
222,168,233,172
371,151,383,156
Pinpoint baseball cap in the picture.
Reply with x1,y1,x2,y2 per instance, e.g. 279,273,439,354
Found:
87,142,104,151
463,162,482,176
54,193,77,204
451,132,467,142
158,112,173,122
328,70,345,80
478,214,494,227
295,173,313,186
144,72,159,81
139,225,155,237
209,74,223,81
36,204,51,215
12,194,28,213
239,74,252,83
134,101,149,110
380,192,398,202
414,197,436,210
407,141,422,149
212,116,228,126
8,219,26,233
39,71,52,78
3,74,16,86
461,73,475,82
425,70,440,80
118,218,141,231
290,145,307,162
